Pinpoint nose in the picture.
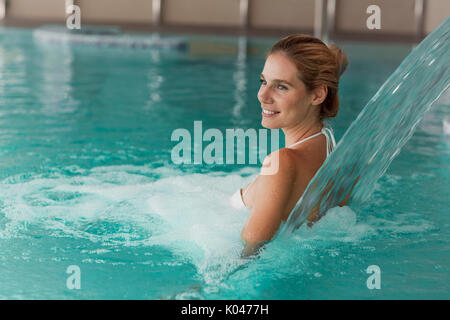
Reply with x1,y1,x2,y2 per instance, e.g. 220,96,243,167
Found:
257,84,273,104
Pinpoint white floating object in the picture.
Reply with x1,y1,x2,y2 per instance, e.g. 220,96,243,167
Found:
33,25,188,51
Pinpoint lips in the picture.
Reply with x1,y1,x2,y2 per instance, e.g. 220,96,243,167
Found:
262,108,280,117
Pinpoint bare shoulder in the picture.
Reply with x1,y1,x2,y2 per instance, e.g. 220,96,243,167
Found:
260,147,299,182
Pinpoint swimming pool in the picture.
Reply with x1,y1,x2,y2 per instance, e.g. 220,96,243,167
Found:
0,27,448,299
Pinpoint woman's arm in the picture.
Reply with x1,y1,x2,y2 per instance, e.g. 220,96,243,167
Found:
240,149,298,257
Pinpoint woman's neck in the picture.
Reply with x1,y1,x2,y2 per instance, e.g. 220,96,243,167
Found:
283,121,323,147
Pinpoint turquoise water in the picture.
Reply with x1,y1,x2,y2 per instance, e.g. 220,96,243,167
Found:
0,27,448,299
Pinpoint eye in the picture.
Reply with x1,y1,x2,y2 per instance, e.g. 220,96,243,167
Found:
260,79,288,91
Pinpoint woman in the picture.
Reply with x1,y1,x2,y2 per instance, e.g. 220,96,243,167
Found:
230,34,349,256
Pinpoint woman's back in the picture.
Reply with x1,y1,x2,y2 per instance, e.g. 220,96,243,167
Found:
236,126,335,222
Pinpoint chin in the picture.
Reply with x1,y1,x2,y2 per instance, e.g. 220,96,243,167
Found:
261,118,282,129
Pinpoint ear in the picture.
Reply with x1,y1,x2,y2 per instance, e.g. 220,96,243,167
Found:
311,85,328,106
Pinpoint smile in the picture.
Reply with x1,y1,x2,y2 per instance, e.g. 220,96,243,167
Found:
262,108,280,117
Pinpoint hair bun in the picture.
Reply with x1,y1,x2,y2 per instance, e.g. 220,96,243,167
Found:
328,43,348,77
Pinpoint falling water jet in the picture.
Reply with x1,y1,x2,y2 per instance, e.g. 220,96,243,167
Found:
278,16,450,237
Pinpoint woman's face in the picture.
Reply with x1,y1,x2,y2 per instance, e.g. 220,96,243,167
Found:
258,52,316,130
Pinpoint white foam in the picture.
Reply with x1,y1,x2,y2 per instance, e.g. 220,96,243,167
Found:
291,205,376,242
0,164,391,285
0,165,256,283
143,171,256,284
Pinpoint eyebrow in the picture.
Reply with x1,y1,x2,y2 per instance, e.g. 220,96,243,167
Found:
260,74,294,87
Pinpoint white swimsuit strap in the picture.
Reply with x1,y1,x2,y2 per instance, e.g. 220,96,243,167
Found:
321,126,336,157
287,126,336,157
287,131,324,149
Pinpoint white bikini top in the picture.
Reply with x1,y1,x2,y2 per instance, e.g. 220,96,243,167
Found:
229,125,336,210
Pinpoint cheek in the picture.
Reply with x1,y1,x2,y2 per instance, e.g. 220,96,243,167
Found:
281,94,310,119
282,94,302,112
